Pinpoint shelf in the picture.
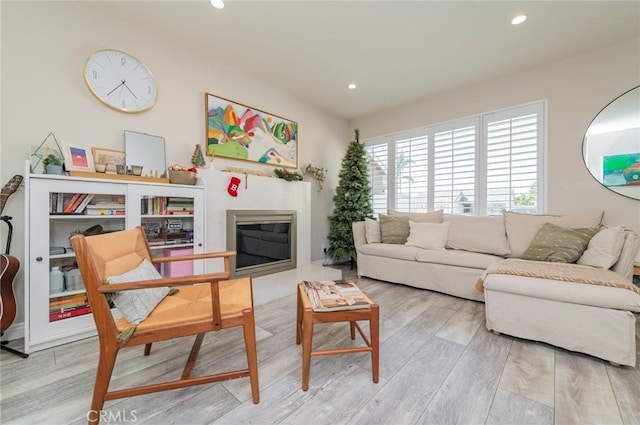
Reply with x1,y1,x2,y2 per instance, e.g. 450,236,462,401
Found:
141,214,194,219
149,243,194,250
68,170,169,184
50,252,76,259
50,214,125,220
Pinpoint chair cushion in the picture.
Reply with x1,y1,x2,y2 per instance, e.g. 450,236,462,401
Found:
106,258,168,325
115,278,253,332
521,223,598,263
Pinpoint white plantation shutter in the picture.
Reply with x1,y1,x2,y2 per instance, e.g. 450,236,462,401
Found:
363,101,545,217
395,135,428,212
365,143,389,216
484,103,543,215
433,120,477,214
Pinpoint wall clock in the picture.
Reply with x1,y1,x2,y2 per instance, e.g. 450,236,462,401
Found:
83,49,157,113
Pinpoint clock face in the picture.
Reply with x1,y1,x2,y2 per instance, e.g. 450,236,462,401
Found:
83,49,157,113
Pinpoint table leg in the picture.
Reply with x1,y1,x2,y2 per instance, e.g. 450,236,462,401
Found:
350,321,356,340
301,308,313,391
371,304,380,383
296,286,303,345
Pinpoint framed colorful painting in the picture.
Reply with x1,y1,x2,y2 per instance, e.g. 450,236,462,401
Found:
205,93,298,168
62,143,95,172
92,147,126,174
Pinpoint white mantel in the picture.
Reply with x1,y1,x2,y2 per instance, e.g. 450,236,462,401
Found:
200,168,311,269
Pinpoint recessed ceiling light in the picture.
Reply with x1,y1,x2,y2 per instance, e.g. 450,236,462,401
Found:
210,0,225,9
347,83,357,90
511,14,527,25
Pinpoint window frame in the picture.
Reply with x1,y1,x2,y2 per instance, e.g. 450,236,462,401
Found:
363,100,547,216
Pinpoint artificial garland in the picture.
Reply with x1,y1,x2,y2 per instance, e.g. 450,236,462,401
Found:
274,168,303,181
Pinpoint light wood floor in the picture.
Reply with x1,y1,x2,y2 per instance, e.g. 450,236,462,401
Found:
1,265,639,425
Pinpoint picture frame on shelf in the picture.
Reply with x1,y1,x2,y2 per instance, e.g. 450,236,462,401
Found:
205,92,298,168
92,147,126,174
62,143,95,172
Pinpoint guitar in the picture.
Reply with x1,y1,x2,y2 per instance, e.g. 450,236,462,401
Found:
0,175,23,334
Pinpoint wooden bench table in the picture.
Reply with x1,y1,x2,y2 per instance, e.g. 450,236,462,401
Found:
295,283,379,391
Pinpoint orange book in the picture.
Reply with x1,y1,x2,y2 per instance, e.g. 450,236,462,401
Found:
63,194,85,214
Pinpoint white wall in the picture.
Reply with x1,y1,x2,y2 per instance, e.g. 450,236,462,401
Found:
351,39,640,233
0,2,348,329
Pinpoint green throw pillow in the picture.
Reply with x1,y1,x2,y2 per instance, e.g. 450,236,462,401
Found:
521,223,599,263
379,214,410,244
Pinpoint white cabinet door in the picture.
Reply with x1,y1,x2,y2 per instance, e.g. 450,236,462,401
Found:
27,177,127,352
127,183,205,275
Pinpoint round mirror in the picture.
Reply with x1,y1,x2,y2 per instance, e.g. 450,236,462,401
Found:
583,86,640,200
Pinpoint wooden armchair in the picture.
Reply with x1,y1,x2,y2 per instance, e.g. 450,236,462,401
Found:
70,226,259,424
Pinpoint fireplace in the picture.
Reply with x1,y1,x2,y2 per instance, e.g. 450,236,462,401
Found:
226,210,297,278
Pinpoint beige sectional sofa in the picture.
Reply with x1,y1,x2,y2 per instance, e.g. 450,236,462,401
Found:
352,210,640,366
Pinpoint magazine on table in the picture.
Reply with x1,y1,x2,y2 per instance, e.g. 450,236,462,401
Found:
303,280,371,312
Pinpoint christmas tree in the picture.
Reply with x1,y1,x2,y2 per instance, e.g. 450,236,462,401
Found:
327,129,373,262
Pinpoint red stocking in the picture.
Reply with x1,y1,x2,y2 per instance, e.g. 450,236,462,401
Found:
228,176,241,197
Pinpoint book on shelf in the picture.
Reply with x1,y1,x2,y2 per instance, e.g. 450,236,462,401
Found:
85,202,125,210
49,293,88,309
84,209,125,215
56,193,64,213
49,304,92,322
74,193,95,213
302,280,371,312
63,193,85,213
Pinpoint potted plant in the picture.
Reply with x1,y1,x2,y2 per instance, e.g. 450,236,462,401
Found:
43,153,64,175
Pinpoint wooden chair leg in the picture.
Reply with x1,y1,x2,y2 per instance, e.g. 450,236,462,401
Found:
350,321,356,340
301,308,313,391
370,305,380,384
242,309,260,404
144,343,152,356
88,345,118,424
181,333,205,379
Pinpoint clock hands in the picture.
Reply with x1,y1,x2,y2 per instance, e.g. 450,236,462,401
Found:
106,81,125,96
122,81,137,99
106,80,137,99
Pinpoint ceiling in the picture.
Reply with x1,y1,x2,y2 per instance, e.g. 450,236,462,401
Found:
99,1,640,120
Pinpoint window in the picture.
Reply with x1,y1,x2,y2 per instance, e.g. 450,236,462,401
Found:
363,102,545,216
365,142,388,216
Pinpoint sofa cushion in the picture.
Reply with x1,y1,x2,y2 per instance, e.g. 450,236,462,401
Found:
504,210,604,258
482,274,640,312
443,214,510,256
380,215,410,244
358,243,422,261
415,249,504,269
612,230,640,281
405,221,449,250
521,223,598,263
577,226,626,269
364,218,382,244
388,209,444,223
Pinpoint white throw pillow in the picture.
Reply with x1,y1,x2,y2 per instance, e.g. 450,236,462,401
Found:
578,226,626,269
106,258,168,325
364,218,382,244
405,221,450,250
